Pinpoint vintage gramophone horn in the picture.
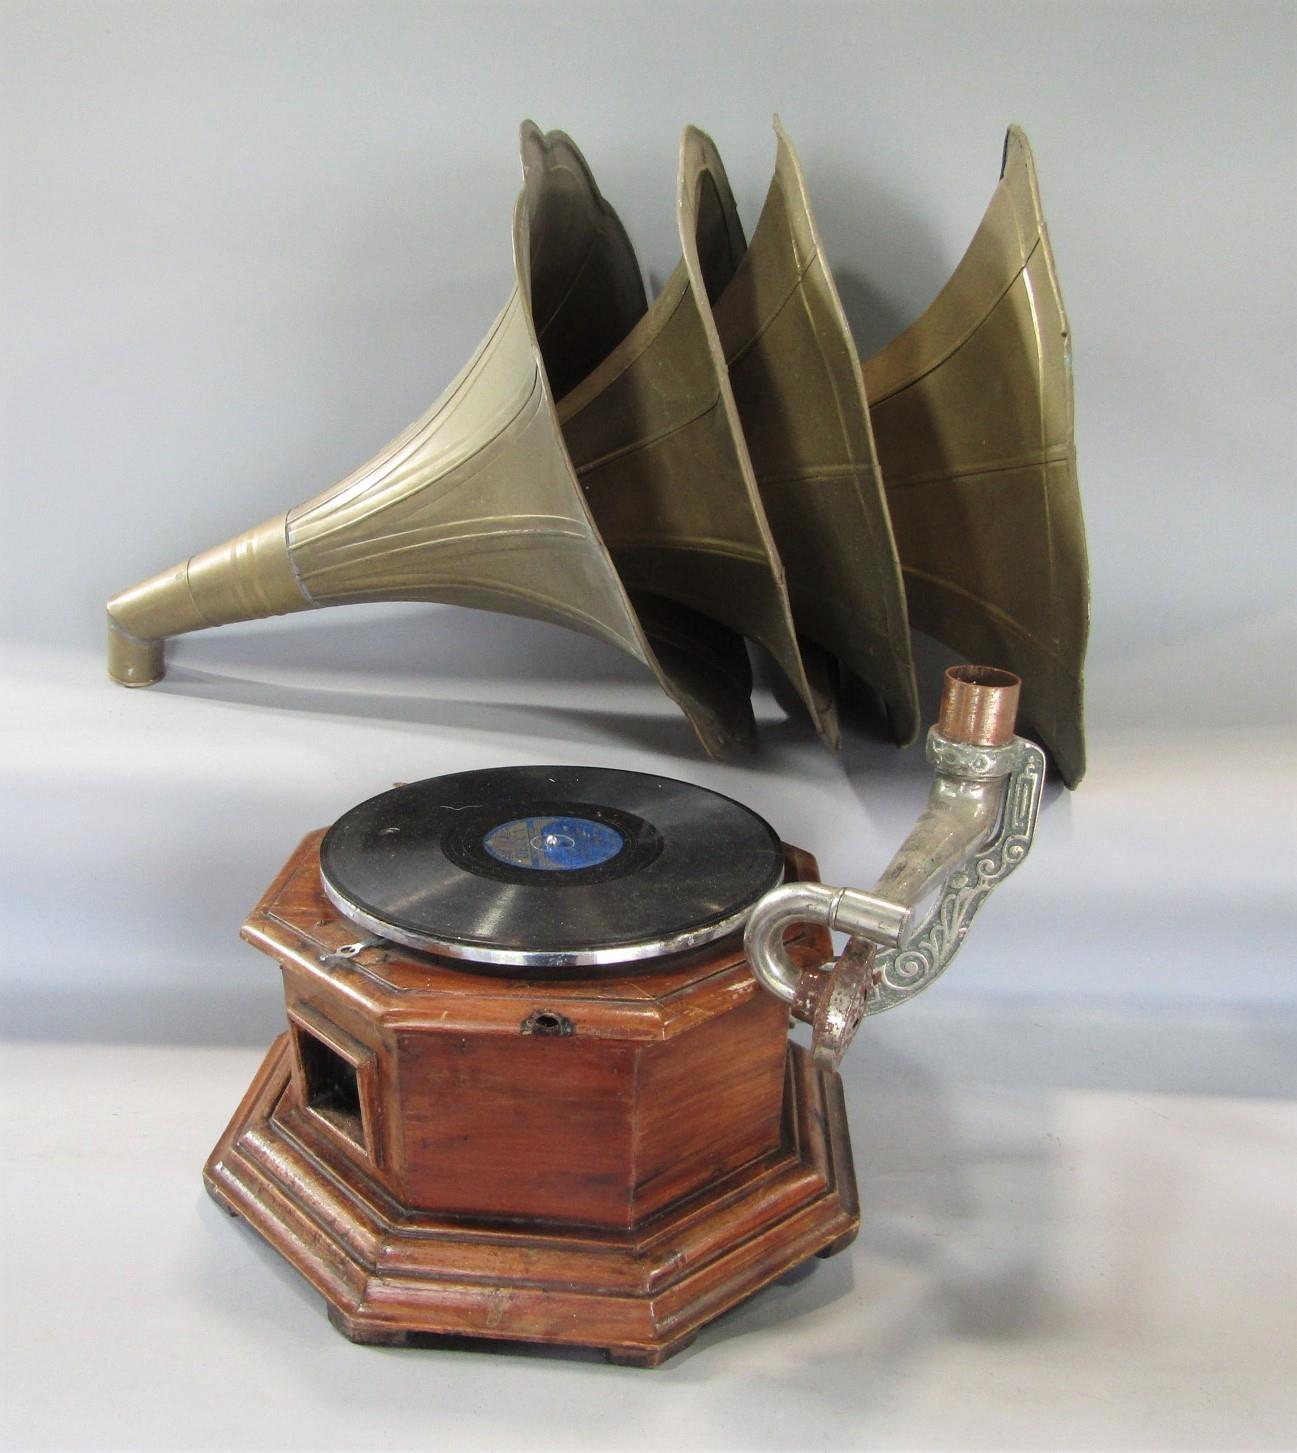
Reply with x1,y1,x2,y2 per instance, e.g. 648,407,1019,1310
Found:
862,125,1090,786
556,131,839,749
105,125,757,758
699,118,919,745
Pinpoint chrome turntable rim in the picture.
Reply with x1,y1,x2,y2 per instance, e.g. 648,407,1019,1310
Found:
319,877,773,969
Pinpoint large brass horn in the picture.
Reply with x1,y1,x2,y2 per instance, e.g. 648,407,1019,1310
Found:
556,130,840,749
862,125,1090,786
700,118,919,745
105,125,757,758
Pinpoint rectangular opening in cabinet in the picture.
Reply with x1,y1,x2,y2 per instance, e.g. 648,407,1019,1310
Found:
295,1023,365,1150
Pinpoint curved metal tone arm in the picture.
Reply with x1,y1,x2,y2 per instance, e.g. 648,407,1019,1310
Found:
743,883,909,1004
868,734,1045,1015
744,665,1046,1068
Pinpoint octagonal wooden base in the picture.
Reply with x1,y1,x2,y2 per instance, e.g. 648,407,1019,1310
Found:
205,1033,857,1366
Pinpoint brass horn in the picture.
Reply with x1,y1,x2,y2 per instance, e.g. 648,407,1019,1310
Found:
105,124,758,758
701,118,919,745
862,125,1090,785
556,129,840,749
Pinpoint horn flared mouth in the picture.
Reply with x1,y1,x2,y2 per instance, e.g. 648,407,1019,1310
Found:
863,125,1089,785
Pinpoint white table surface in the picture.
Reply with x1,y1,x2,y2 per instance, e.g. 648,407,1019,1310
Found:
3,633,1294,1450
5,1008,1295,1452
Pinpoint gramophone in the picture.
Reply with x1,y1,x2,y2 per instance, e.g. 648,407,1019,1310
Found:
106,119,1088,1364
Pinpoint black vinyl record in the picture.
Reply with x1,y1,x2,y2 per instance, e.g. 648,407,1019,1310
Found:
319,766,784,969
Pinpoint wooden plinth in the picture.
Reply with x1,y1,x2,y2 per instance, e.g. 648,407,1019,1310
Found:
206,1034,856,1365
203,832,859,1366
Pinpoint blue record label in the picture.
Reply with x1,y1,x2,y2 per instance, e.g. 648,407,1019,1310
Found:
481,814,624,872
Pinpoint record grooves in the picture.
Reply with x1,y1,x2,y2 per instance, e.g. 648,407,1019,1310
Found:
319,766,785,969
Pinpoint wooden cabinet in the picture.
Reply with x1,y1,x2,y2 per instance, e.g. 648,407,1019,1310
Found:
205,832,858,1366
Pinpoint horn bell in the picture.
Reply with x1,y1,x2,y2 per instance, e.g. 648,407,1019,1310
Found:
703,117,919,746
557,130,839,749
862,125,1090,786
105,124,757,758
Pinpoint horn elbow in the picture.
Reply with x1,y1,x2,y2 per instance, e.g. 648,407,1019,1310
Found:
106,514,304,687
106,610,170,687
106,562,205,686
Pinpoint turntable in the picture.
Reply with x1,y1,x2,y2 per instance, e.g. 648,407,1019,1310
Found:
204,670,1045,1365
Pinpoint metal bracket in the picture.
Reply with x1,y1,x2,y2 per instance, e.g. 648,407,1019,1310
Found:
744,671,1046,1070
867,740,1045,1015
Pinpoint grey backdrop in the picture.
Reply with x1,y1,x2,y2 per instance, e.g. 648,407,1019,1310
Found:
2,0,1293,1024
5,0,1294,710
1,0,1293,1029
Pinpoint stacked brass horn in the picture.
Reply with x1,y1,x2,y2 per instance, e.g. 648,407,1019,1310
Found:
106,120,1090,782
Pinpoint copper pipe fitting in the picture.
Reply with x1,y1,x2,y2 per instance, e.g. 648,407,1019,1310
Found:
937,665,1021,746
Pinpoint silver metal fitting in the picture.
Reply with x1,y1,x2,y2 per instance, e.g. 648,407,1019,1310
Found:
744,665,1046,1068
743,883,908,1006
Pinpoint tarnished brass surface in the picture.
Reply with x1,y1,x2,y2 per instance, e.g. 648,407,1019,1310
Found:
707,118,918,745
105,125,757,757
105,120,1090,774
106,515,301,685
558,128,837,749
863,126,1089,785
